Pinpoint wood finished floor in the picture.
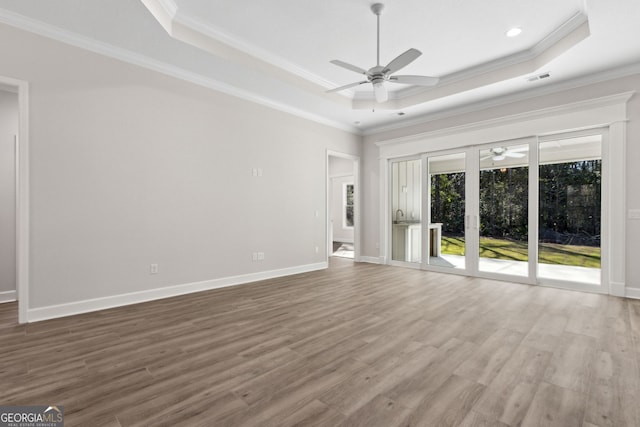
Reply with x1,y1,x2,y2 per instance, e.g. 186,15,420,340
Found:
1,258,640,426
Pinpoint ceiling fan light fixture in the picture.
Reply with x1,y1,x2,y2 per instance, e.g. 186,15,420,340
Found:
373,81,388,103
506,27,522,37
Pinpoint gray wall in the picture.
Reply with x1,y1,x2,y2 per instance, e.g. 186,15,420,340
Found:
0,90,17,297
0,23,361,310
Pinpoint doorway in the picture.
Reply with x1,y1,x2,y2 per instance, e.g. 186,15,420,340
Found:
0,86,18,304
327,151,360,262
0,75,29,323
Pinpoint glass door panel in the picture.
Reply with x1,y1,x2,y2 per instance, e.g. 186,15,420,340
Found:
538,135,602,285
427,152,466,270
478,143,529,276
391,159,422,263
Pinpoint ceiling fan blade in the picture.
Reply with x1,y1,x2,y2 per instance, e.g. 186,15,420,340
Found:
330,60,368,75
326,81,368,93
493,155,506,161
505,152,526,158
383,48,422,74
480,154,493,161
389,75,439,86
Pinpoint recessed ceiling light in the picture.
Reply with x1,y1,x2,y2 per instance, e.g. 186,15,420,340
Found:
506,27,522,37
354,121,361,125
397,112,406,116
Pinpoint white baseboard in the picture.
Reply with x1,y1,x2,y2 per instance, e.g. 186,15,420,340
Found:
0,290,17,303
27,262,327,323
609,281,626,297
625,287,640,299
358,256,383,264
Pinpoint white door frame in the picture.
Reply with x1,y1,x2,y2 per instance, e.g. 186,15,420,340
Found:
326,150,361,262
471,136,538,286
420,148,476,275
1,75,29,323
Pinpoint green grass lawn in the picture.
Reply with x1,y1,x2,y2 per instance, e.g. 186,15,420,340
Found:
441,236,601,268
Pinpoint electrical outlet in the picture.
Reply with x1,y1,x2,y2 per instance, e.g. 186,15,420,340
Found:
150,263,158,274
315,246,319,254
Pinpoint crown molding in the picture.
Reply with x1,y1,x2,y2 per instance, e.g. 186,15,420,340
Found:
373,90,635,146
142,0,347,97
139,0,175,33
174,12,336,90
157,0,178,18
364,63,640,136
143,0,357,98
0,7,359,134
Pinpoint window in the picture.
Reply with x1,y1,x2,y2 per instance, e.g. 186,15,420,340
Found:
344,183,354,227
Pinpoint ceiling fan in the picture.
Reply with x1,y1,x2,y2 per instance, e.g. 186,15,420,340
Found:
481,147,527,161
326,3,439,103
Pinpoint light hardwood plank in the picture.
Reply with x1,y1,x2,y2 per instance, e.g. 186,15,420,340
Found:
543,332,597,393
453,328,525,385
472,345,552,426
398,374,485,427
583,350,640,427
0,258,637,427
520,382,586,427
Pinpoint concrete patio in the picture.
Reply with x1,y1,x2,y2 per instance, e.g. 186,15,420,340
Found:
431,254,600,285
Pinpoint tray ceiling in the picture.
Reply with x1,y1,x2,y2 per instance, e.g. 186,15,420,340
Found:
0,0,639,133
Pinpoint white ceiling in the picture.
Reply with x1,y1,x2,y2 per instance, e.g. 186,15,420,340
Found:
0,0,639,133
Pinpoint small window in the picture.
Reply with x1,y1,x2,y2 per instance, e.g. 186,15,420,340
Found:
344,183,354,227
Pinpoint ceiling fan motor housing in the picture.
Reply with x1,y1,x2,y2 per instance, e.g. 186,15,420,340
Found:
371,3,384,15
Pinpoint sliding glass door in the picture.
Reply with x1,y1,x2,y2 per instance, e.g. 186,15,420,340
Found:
478,142,531,278
425,152,467,271
537,133,602,286
389,129,605,291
